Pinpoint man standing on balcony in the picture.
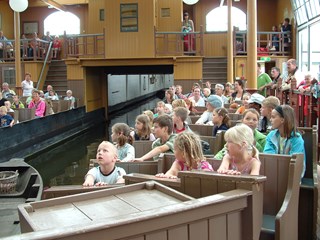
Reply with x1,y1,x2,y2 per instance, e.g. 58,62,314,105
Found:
281,18,292,52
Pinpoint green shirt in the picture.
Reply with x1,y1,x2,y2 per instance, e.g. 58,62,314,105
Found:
151,134,176,160
214,129,266,160
257,73,272,97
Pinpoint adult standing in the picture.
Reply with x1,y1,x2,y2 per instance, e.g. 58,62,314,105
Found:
281,59,304,91
281,18,292,52
257,63,272,97
21,72,34,97
182,12,195,53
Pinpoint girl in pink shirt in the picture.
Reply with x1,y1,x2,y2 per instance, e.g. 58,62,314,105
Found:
156,132,213,179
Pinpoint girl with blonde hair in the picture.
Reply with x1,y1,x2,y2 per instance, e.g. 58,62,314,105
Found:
217,123,260,175
156,132,213,179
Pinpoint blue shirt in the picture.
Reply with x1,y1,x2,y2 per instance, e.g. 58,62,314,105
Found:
0,114,13,127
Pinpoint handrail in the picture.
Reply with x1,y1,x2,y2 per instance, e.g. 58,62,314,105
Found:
37,41,53,89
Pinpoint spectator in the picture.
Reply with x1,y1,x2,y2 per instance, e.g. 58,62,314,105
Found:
188,86,205,107
235,92,251,114
42,31,53,42
4,101,14,113
0,31,13,60
28,89,46,118
133,115,176,161
2,82,16,99
28,32,41,57
47,90,59,100
0,92,7,107
260,96,280,133
175,85,186,100
195,95,223,125
269,67,281,89
64,90,76,109
52,35,62,59
281,59,304,91
164,89,174,104
111,123,135,162
130,114,155,141
0,106,14,127
21,73,34,97
83,141,126,186
215,83,229,104
153,101,165,118
281,18,292,51
257,63,272,97
212,107,230,136
231,79,246,101
173,107,191,133
11,95,25,109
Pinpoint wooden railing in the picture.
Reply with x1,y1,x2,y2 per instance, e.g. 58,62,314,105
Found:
154,26,204,56
234,30,292,56
63,29,105,58
0,38,52,62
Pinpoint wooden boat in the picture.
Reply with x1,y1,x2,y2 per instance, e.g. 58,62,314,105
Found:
0,158,43,238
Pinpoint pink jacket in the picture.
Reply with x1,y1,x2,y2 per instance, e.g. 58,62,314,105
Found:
28,100,46,117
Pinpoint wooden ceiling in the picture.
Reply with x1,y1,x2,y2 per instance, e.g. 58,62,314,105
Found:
28,0,89,8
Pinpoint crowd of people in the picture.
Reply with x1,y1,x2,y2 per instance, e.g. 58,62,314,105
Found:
0,73,76,127
0,30,61,61
83,58,319,185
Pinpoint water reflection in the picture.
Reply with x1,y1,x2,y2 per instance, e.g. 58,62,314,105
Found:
28,97,160,187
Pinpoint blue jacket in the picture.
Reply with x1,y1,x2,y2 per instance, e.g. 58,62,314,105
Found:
264,129,306,176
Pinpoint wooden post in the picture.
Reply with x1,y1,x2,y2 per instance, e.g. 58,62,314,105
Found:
14,12,22,91
246,0,257,90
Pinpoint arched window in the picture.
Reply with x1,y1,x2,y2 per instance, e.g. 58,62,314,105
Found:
206,6,246,32
44,11,80,35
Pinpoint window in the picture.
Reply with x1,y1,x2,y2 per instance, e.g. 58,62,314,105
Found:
2,68,15,86
44,12,80,35
292,0,320,26
120,4,138,32
206,6,246,32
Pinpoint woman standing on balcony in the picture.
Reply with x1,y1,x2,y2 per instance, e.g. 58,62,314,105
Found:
182,12,195,54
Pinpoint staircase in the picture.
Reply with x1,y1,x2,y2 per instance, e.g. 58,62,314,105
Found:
202,57,227,86
44,60,68,97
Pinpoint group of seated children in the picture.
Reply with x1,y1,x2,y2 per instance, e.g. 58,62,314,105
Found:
83,83,306,186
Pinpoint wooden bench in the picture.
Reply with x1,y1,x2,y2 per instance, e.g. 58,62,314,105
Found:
51,100,72,113
18,181,259,240
297,126,318,240
178,171,266,240
189,115,200,124
189,123,214,136
228,112,243,121
8,111,19,123
194,106,207,113
200,131,225,155
14,108,35,122
259,153,304,240
132,140,153,158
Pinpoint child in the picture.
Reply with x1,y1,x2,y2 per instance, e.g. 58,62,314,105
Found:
173,107,191,133
195,95,223,125
212,107,230,136
264,105,306,176
153,101,165,118
214,109,266,160
156,132,213,179
11,95,25,109
0,106,14,127
130,114,155,141
259,96,280,133
52,35,61,59
111,123,135,162
83,141,126,186
47,90,59,100
235,92,251,114
217,124,260,175
4,101,14,113
64,90,76,109
133,115,175,161
164,103,173,115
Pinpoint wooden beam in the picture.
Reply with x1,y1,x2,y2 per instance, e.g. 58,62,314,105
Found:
41,0,67,11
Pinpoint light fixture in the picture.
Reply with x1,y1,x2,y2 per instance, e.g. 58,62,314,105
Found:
9,0,28,12
183,0,199,5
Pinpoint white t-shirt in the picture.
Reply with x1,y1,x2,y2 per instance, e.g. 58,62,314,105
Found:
21,80,34,97
86,166,126,184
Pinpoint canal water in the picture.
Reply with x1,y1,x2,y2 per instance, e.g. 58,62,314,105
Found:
27,97,160,187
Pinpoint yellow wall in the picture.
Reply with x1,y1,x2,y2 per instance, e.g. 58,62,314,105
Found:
0,2,14,38
105,0,155,58
203,33,227,57
156,0,182,31
174,57,202,80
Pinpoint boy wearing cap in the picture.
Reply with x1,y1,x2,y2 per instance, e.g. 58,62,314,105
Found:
195,95,223,125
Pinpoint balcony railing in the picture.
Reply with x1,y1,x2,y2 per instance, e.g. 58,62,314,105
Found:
235,30,292,56
63,30,105,58
0,39,51,62
154,26,204,56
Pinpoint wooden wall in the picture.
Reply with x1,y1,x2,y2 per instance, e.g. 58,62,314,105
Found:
105,0,156,58
156,0,182,32
0,2,14,38
87,0,105,34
